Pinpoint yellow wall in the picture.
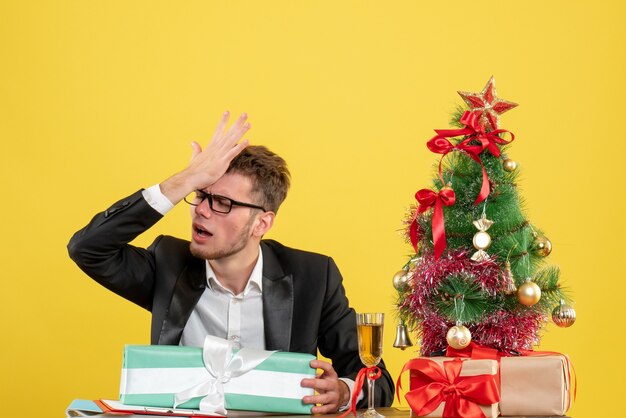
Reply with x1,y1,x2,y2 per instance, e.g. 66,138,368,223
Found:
1,1,624,416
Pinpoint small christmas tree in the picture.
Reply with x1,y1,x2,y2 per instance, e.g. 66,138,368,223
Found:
394,77,576,356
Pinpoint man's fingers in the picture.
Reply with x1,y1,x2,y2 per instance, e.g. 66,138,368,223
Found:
302,392,339,414
225,112,248,137
310,360,338,377
302,392,338,411
224,139,249,161
210,111,230,143
301,370,344,414
190,141,202,161
311,404,338,415
301,377,333,392
223,115,250,145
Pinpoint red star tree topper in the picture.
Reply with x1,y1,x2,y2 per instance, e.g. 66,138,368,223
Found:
457,76,518,131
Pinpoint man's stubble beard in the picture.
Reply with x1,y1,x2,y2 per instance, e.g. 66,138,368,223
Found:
189,214,256,261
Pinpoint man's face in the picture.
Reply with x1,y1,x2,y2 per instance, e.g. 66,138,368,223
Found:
189,173,262,261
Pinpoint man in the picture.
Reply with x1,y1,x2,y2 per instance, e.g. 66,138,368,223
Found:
68,112,394,413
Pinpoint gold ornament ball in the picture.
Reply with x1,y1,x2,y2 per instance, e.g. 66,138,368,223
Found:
503,158,517,172
446,325,472,350
532,235,552,257
393,270,410,291
472,231,492,250
518,280,542,306
552,303,576,328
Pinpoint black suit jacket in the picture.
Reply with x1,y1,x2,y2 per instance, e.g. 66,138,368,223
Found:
68,190,394,407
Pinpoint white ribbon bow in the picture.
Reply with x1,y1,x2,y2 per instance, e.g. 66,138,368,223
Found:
174,335,275,415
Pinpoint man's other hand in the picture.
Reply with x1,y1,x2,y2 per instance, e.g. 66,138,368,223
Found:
301,359,351,414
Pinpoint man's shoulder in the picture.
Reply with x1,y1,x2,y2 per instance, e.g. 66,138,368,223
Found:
150,235,193,260
260,239,338,278
261,239,331,262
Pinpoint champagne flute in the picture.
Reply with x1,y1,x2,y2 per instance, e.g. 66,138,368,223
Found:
356,313,385,418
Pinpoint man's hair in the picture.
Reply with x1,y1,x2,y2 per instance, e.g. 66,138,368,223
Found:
227,145,291,213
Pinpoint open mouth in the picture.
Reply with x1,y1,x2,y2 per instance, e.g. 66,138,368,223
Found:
193,224,213,239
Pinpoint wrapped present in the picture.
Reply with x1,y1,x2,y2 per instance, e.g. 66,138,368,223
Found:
119,335,316,415
397,357,500,418
499,354,573,416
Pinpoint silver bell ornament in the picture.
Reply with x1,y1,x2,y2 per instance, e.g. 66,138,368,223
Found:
393,320,414,350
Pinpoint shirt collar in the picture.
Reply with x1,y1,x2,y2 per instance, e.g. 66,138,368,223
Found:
204,246,264,296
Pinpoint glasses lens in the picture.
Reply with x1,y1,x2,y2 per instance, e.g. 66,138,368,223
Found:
184,191,203,206
210,195,232,213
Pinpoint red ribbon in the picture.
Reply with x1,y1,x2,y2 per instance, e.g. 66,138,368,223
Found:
396,358,499,418
446,343,576,408
426,111,515,205
427,136,490,205
339,366,381,418
446,342,505,360
434,111,515,158
410,187,456,259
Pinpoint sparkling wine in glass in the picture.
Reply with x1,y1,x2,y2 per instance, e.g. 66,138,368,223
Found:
356,313,384,418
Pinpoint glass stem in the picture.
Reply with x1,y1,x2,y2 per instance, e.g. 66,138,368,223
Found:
367,375,376,412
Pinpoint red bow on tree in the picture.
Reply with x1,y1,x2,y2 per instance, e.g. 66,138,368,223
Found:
397,358,500,418
426,135,489,205
434,111,515,158
426,111,514,205
410,187,455,259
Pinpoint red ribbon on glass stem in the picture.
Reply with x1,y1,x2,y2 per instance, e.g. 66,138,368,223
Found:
339,366,381,418
396,357,499,418
410,187,456,259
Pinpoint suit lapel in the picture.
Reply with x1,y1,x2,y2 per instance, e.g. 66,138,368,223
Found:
261,242,293,351
158,256,206,345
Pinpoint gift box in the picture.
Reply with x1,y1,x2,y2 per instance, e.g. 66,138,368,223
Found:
119,336,316,415
401,357,500,418
499,355,572,416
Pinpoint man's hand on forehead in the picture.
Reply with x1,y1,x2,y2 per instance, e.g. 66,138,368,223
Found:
188,111,250,188
160,111,250,204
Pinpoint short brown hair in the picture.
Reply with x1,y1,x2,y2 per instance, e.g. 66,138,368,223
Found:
227,145,291,213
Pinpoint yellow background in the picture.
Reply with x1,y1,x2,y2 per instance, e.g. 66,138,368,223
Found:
1,1,624,416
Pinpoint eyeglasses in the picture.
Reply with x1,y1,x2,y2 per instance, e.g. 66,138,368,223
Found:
184,190,267,214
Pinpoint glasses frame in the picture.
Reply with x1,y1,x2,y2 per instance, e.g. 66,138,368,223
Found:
184,190,267,214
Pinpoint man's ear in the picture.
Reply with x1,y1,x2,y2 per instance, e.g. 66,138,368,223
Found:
252,211,275,237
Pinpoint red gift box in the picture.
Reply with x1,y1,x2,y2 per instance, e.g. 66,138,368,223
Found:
398,357,499,418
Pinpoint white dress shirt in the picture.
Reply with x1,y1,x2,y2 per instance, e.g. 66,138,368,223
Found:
180,253,265,349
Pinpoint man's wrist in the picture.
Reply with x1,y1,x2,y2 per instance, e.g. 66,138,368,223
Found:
159,169,199,205
338,377,358,411
142,185,175,215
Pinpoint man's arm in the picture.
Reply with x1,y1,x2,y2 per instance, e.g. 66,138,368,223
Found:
67,190,163,310
67,112,251,307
